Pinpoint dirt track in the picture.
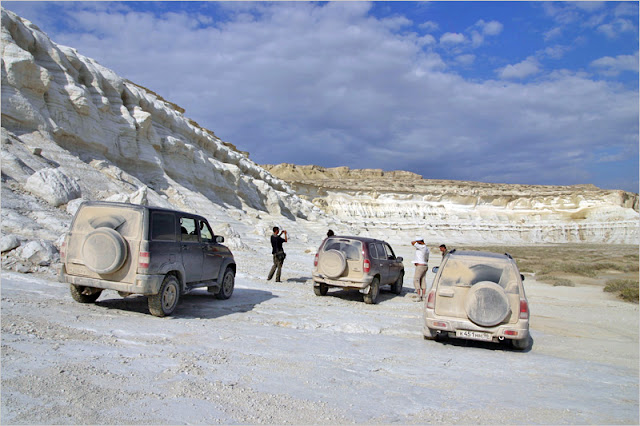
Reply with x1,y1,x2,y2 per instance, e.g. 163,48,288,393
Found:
1,248,638,424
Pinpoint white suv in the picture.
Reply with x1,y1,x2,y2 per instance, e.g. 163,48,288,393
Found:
423,250,531,350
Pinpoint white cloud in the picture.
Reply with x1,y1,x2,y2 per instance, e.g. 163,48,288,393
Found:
544,45,570,59
419,20,439,32
544,26,563,41
476,19,503,36
455,54,475,66
439,32,465,45
497,57,541,79
597,18,636,38
591,52,640,76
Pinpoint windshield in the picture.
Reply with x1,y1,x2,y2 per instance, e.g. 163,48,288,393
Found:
323,238,363,261
438,255,520,294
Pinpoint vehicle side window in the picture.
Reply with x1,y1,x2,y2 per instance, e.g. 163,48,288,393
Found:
199,220,214,243
180,217,198,242
368,243,379,259
375,243,386,260
151,212,176,241
383,244,396,260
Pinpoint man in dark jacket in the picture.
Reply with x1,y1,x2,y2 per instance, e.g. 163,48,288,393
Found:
268,226,288,282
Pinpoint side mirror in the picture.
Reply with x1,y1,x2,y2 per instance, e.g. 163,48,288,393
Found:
216,236,225,243
521,274,525,281
432,266,439,273
396,256,403,263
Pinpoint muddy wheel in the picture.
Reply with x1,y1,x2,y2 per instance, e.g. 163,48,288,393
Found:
148,275,180,317
313,283,328,296
69,285,102,303
512,335,531,350
82,227,127,274
318,250,346,278
423,326,437,340
363,276,380,304
465,281,510,327
391,272,403,295
216,268,235,300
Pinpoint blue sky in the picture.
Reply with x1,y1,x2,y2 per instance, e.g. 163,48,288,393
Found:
3,1,639,192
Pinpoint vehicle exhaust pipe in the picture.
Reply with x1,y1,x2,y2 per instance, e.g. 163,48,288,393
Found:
498,336,504,341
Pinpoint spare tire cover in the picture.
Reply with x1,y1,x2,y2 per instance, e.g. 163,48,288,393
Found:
82,227,127,274
464,281,511,327
319,250,347,278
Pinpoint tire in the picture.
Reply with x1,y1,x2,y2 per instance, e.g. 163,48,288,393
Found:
82,227,127,274
313,283,328,296
148,275,180,317
216,268,235,300
363,276,380,304
465,281,511,327
512,335,531,350
318,250,347,278
423,326,437,340
69,285,102,303
390,272,403,295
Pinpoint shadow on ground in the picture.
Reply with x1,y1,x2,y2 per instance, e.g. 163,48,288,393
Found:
321,286,405,304
95,288,277,319
426,333,534,353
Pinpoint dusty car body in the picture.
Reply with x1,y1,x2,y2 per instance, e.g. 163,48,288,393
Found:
423,250,530,350
312,236,404,304
59,201,236,317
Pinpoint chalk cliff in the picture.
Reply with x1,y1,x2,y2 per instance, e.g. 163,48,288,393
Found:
263,164,639,244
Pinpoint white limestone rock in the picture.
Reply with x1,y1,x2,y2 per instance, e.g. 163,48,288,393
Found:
24,167,81,207
1,235,21,253
16,239,58,266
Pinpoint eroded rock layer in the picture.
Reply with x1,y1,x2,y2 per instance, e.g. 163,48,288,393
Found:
263,164,639,244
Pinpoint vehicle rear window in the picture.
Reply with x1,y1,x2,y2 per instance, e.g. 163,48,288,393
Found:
72,206,141,239
151,212,176,241
324,238,362,260
438,256,520,294
368,243,379,259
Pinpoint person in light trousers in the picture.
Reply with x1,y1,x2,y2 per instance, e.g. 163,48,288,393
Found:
411,237,429,301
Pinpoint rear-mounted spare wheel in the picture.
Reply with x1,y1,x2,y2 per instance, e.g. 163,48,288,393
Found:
319,249,346,278
464,281,511,327
82,227,127,274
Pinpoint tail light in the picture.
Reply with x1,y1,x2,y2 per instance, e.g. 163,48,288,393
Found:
519,299,529,320
314,253,319,267
363,258,371,273
426,290,435,309
138,251,150,271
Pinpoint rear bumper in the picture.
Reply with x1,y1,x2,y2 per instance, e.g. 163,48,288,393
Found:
424,309,529,342
58,265,164,295
312,272,373,289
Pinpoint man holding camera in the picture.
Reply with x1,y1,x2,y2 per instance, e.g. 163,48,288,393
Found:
268,226,288,282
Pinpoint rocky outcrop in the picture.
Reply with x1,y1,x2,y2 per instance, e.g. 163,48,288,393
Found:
263,164,639,244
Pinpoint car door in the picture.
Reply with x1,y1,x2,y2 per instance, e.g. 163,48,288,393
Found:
179,216,203,283
374,242,390,284
199,219,223,281
383,243,402,284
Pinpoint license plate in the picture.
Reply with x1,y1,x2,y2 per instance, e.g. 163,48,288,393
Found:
456,330,493,342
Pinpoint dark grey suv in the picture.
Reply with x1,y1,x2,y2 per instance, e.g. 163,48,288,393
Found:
59,201,236,316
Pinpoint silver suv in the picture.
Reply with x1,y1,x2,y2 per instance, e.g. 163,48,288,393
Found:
59,201,236,317
312,236,404,304
423,250,530,350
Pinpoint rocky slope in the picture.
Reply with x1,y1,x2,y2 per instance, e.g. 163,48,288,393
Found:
263,164,639,245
